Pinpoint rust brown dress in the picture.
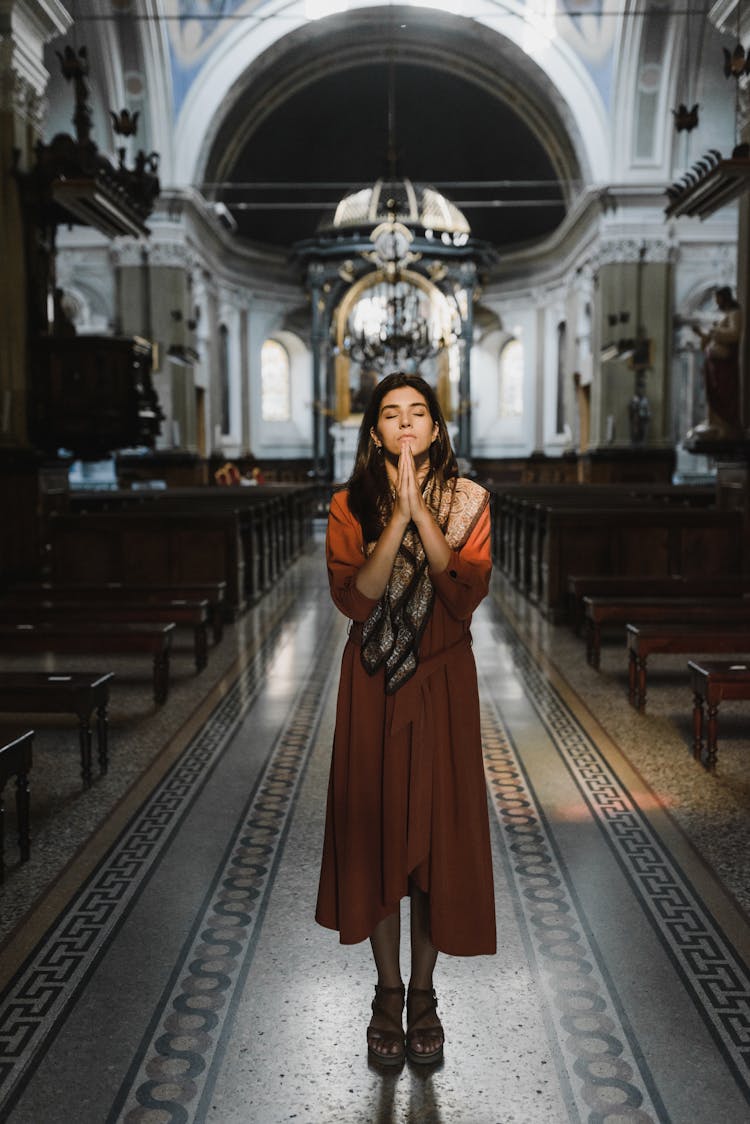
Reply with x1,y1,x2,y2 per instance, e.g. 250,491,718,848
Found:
315,487,496,956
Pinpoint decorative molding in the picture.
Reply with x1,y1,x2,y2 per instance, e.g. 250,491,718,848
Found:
0,0,70,105
594,236,676,267
109,238,147,268
148,241,193,269
110,238,191,269
0,48,44,126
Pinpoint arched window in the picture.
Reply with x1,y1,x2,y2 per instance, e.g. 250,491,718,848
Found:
219,324,230,435
261,339,291,422
498,338,523,418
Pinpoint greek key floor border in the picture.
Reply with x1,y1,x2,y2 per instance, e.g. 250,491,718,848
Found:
480,682,666,1124
0,589,310,1118
487,592,750,1104
107,621,338,1124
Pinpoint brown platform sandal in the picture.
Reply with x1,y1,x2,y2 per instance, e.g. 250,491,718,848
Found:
406,987,444,1065
367,984,406,1066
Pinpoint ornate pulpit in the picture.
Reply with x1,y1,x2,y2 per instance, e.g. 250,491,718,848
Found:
30,336,163,459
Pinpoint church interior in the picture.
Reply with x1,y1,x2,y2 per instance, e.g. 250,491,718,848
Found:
1,1,750,1121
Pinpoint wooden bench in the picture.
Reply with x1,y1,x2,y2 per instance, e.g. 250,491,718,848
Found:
567,574,750,633
11,581,226,643
626,623,750,711
47,511,246,618
540,507,743,621
688,660,750,768
493,485,704,578
0,622,174,705
0,672,113,786
0,728,32,881
584,596,750,669
0,600,209,671
63,485,317,605
487,484,740,618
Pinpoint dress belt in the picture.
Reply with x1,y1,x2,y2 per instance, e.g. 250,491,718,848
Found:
348,624,471,736
389,634,471,736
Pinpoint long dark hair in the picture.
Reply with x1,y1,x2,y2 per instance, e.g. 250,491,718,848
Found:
347,372,458,541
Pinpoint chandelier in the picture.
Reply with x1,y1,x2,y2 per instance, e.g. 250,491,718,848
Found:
343,277,457,372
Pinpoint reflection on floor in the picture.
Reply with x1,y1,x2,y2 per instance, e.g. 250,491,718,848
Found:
0,537,749,1123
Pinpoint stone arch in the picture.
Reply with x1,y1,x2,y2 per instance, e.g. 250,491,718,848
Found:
176,4,607,191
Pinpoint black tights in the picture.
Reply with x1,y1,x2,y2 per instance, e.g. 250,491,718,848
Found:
369,880,438,990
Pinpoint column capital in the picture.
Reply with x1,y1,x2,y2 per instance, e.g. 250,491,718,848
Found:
0,49,40,126
0,0,71,99
110,237,193,270
595,237,676,268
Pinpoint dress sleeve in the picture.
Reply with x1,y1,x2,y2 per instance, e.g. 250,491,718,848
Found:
430,503,492,621
326,491,381,622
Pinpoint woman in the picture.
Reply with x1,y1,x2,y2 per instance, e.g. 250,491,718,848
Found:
316,372,496,1067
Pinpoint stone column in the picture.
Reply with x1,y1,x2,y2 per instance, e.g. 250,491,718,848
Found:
114,237,197,451
239,305,250,454
457,262,476,460
308,262,327,478
736,198,750,434
583,239,676,478
533,301,545,453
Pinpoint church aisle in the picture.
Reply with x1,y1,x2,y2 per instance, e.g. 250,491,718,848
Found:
0,544,748,1123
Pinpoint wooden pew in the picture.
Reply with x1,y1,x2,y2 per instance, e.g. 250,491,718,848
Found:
540,507,743,621
488,484,735,618
0,672,113,786
11,581,226,642
0,622,174,704
0,599,209,671
626,623,750,711
583,596,750,669
567,574,750,633
689,660,750,767
490,483,715,587
47,511,246,617
67,484,317,591
0,728,32,880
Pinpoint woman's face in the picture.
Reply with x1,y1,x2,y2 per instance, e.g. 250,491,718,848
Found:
372,386,439,461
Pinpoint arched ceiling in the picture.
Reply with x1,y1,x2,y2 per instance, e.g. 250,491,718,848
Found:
201,9,582,253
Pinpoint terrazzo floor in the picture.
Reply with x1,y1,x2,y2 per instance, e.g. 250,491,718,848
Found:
0,533,748,1123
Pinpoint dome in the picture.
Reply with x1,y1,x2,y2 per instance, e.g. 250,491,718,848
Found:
323,178,471,236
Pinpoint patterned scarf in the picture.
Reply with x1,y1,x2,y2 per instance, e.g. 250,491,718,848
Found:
360,476,488,694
